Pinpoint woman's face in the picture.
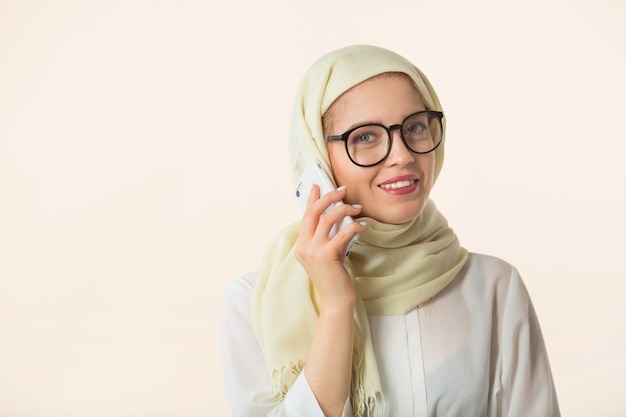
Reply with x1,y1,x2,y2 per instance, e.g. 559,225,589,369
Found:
325,74,436,225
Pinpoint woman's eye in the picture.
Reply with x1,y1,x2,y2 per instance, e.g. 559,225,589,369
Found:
356,133,374,142
351,132,378,144
405,123,425,135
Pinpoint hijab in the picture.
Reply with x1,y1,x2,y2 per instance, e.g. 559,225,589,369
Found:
252,44,468,416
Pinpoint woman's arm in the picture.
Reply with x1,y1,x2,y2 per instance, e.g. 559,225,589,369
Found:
221,186,363,417
222,273,346,417
301,288,355,417
294,185,366,417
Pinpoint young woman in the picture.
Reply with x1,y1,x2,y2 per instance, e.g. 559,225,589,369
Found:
221,44,560,417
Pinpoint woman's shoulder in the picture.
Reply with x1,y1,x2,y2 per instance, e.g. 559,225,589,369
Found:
452,252,536,316
459,252,525,296
223,271,259,311
465,252,519,279
227,271,259,292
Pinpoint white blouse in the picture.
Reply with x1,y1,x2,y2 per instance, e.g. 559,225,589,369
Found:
221,253,560,417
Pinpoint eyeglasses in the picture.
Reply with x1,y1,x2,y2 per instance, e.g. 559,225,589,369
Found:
326,110,444,167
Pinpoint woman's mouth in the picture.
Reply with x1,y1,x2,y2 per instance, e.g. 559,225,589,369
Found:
379,179,416,190
378,176,419,195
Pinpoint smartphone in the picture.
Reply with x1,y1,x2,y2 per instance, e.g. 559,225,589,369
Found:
295,158,358,261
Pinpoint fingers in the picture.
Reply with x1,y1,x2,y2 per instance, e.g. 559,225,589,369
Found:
307,185,347,217
317,203,363,239
300,185,353,238
299,184,346,237
298,184,366,262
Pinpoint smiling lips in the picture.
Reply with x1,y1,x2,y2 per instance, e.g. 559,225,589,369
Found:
378,175,419,194
379,179,415,190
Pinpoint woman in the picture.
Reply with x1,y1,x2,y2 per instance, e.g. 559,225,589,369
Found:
221,44,560,417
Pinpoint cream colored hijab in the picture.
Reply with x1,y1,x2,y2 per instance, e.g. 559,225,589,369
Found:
252,45,468,416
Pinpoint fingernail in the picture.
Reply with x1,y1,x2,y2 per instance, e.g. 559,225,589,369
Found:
352,204,362,209
359,222,368,227
336,185,347,191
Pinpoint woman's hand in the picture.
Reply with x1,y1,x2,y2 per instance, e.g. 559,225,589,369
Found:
295,185,366,309
294,184,366,417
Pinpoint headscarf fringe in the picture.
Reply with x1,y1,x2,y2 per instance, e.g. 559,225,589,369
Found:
350,330,384,417
267,360,305,403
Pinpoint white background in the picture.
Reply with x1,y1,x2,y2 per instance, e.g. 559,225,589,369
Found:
1,0,625,416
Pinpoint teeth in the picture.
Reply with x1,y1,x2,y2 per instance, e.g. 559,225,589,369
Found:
380,180,415,190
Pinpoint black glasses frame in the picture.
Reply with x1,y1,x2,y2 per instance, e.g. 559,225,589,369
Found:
326,110,444,167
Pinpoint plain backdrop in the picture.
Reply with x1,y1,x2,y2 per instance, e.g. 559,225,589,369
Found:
1,0,625,416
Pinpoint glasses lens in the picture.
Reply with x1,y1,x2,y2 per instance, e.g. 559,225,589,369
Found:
402,111,442,153
346,125,389,166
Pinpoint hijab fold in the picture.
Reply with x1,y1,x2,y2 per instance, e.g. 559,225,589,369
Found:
252,45,468,417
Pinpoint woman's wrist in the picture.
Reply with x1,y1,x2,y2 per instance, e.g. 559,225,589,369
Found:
318,299,356,321
318,283,357,314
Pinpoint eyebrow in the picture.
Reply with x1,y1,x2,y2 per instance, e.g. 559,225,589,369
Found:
333,108,427,134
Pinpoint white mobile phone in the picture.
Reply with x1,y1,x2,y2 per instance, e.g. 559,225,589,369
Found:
295,158,358,261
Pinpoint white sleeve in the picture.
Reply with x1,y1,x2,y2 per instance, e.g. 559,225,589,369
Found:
221,273,352,417
277,371,352,417
489,268,561,417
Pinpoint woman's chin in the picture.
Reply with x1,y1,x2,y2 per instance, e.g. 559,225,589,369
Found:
370,206,426,225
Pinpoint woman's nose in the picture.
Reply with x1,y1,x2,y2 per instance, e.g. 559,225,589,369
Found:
386,129,415,166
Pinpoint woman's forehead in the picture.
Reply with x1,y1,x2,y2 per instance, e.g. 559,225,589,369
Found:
324,73,423,126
